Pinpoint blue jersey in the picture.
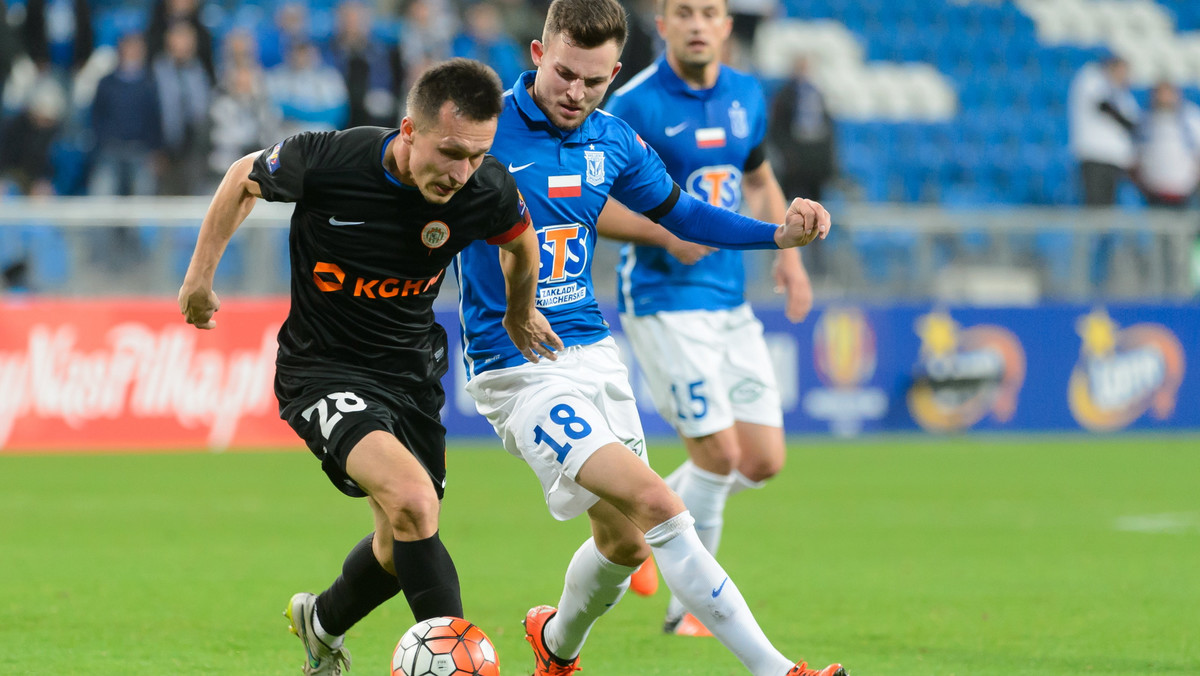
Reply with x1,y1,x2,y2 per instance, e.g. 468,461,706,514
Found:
605,55,769,315
455,71,677,377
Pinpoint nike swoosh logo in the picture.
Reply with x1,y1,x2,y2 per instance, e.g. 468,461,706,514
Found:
329,217,365,226
711,577,729,598
665,122,689,137
508,161,536,173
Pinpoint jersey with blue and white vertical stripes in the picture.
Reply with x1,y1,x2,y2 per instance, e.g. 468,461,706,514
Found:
454,70,677,378
605,55,769,315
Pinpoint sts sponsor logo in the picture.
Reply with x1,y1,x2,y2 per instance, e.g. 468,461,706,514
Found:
906,311,1026,432
685,164,743,211
1068,309,1185,431
536,224,590,308
802,307,887,436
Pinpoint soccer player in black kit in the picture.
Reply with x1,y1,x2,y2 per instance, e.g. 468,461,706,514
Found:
178,59,562,675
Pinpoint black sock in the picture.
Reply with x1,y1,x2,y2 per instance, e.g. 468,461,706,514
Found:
393,531,463,622
315,533,402,636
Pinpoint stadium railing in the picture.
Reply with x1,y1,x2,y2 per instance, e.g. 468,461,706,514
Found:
0,197,1196,303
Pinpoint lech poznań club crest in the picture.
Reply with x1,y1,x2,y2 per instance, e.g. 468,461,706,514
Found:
729,101,750,139
584,149,605,186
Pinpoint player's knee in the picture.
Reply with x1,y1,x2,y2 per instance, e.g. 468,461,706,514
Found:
632,481,686,527
741,453,784,483
687,434,740,475
377,483,440,539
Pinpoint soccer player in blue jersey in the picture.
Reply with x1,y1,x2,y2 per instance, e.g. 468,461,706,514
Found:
452,2,844,675
600,0,814,637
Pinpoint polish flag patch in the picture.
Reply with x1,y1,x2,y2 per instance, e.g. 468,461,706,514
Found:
548,174,582,198
695,128,726,149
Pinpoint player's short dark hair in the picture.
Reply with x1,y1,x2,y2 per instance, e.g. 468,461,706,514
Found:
543,0,628,51
406,58,503,129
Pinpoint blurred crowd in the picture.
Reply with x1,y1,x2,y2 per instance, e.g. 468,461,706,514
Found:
0,0,548,198
0,0,837,202
4,0,1200,212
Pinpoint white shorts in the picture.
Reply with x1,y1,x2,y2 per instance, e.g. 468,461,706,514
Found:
465,337,648,521
621,304,783,438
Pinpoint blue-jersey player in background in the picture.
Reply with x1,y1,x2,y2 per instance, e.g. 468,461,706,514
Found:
453,2,844,675
600,0,815,637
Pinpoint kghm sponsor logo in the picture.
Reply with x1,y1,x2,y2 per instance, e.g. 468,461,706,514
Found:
313,262,443,299
1068,309,1185,431
907,311,1026,433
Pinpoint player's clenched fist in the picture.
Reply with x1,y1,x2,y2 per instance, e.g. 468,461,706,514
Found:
773,198,831,249
179,283,220,329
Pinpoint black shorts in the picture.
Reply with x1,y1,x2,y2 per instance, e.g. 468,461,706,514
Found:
276,372,447,499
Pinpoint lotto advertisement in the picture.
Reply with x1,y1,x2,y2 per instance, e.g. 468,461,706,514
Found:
0,298,1195,451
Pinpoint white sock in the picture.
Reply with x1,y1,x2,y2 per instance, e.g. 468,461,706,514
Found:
311,607,344,650
646,512,792,676
666,464,732,621
544,537,637,661
728,469,767,498
663,458,693,493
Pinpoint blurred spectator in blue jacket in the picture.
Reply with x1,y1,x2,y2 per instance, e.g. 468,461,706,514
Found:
18,0,93,75
1135,82,1200,208
451,2,524,86
153,21,212,194
266,41,348,136
147,0,215,82
327,1,403,128
259,2,310,70
0,79,66,196
88,32,161,198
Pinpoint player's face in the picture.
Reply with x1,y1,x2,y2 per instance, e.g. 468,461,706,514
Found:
530,33,622,130
400,101,496,204
657,0,732,70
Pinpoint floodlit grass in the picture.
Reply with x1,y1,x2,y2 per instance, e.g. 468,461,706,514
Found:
2,436,1198,675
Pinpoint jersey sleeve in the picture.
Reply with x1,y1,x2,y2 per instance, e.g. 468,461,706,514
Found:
609,121,677,215
248,131,334,203
486,173,533,246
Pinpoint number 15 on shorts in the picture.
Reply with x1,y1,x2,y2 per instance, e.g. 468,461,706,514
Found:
671,380,708,421
533,404,593,463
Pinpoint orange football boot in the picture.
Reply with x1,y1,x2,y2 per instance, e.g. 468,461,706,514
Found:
523,605,581,675
662,612,713,637
787,661,847,676
629,555,659,596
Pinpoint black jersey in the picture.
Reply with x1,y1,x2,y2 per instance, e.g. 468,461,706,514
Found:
249,127,530,389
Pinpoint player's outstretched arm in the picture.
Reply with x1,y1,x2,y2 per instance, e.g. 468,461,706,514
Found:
498,227,564,362
742,162,814,322
653,188,830,251
178,152,264,330
596,198,715,265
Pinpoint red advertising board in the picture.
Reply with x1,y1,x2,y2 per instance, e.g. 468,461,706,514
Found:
0,298,295,452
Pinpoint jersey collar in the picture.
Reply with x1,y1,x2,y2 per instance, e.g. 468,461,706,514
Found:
654,53,726,101
380,130,418,191
511,70,601,143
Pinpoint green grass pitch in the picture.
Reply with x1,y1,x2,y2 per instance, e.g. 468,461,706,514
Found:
2,435,1198,675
